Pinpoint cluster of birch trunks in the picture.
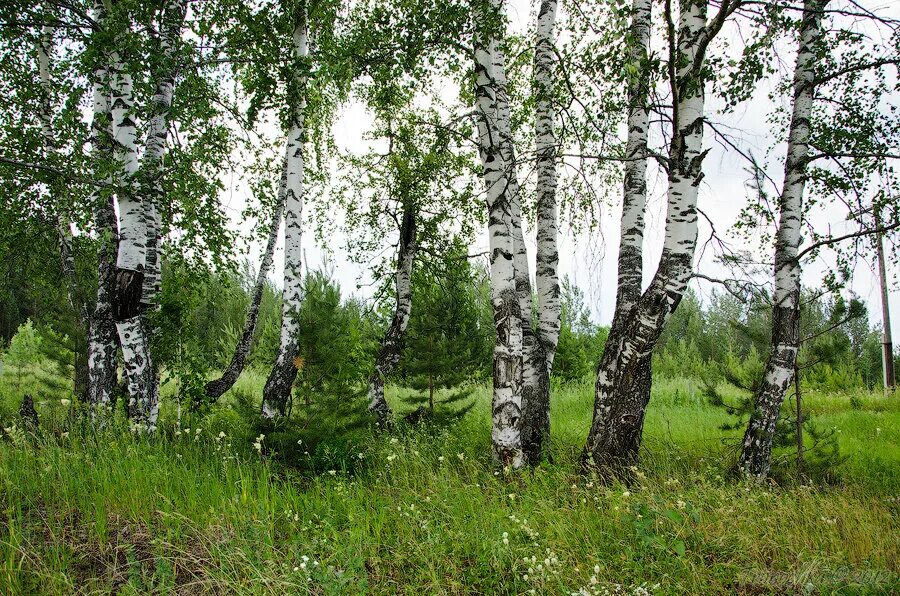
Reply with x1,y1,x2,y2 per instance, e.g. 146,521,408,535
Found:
39,0,889,484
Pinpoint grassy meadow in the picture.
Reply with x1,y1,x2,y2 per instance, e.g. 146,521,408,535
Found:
0,369,898,594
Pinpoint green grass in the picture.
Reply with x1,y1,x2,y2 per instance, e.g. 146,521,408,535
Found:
0,372,898,594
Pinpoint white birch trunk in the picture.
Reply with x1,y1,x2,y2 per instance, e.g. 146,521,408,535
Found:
261,19,308,419
367,204,417,423
584,0,708,474
739,0,826,480
486,2,551,464
141,0,188,306
206,160,287,401
108,14,156,428
533,0,561,372
86,1,119,411
615,0,651,316
474,0,524,468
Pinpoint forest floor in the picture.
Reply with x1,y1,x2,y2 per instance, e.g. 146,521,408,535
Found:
0,374,898,594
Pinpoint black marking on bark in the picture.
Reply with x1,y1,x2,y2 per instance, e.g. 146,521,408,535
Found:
112,268,145,321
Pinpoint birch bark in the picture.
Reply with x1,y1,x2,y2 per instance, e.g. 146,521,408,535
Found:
474,0,524,467
584,0,708,474
615,0,651,317
483,0,551,463
109,1,187,429
261,17,308,418
738,0,826,480
205,161,287,401
141,0,189,306
367,203,417,423
86,1,119,411
533,0,561,373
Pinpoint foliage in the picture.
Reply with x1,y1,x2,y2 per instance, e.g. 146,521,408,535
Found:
552,277,607,383
396,255,485,422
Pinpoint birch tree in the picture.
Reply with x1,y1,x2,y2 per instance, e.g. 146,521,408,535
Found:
261,9,309,419
341,109,474,423
107,0,187,428
86,1,120,411
141,0,189,307
736,0,825,479
533,0,560,374
736,0,900,479
205,161,287,401
474,0,525,467
518,0,561,462
483,0,551,463
367,203,416,422
583,0,742,475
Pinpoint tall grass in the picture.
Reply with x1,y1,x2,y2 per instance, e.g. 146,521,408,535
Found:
0,371,898,594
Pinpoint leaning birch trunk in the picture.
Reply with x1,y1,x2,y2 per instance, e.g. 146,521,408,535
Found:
584,0,652,465
474,0,525,468
533,0,561,373
584,0,707,475
367,204,417,423
261,19,308,419
738,0,826,480
86,1,119,411
141,0,189,306
487,7,550,463
205,162,287,400
37,26,91,399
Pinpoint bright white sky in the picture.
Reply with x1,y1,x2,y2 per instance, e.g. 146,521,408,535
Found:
217,0,900,340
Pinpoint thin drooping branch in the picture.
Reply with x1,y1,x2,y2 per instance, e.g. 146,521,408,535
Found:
205,161,287,401
37,24,91,399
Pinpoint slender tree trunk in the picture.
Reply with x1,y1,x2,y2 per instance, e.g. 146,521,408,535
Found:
205,161,287,400
584,0,708,475
86,2,119,411
367,204,417,423
738,0,825,480
794,362,804,479
429,370,434,413
108,24,157,425
474,0,525,468
141,0,189,307
875,209,895,394
36,26,91,401
261,18,308,419
615,0,651,319
533,0,561,374
488,3,550,464
109,1,187,429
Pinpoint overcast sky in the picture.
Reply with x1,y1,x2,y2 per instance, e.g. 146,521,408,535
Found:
217,0,900,340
